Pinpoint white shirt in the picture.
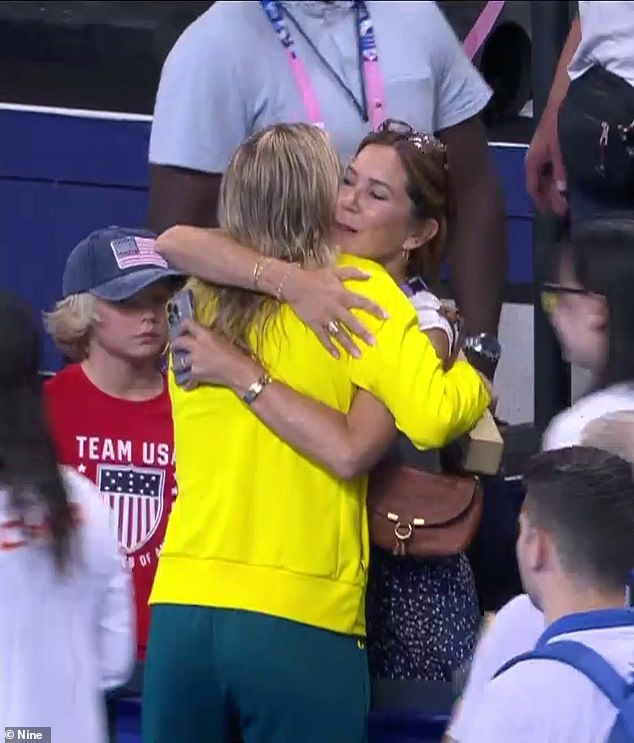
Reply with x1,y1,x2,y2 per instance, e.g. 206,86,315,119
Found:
149,0,491,171
542,383,634,450
448,595,545,741
459,609,634,743
0,467,135,743
569,1,634,86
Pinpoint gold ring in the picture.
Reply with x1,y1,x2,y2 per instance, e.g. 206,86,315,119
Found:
327,320,341,336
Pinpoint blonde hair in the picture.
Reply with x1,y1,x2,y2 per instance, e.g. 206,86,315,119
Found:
581,411,634,470
43,293,96,361
190,123,342,352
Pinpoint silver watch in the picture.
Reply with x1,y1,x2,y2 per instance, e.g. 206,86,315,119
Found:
463,333,501,365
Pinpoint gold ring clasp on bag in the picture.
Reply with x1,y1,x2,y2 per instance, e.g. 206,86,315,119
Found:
388,513,425,556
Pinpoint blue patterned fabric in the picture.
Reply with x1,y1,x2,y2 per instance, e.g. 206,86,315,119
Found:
366,546,480,681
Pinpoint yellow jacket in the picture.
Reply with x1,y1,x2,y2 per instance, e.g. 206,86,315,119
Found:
151,254,490,636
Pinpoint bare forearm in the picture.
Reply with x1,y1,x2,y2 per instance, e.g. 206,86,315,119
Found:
157,225,291,296
147,166,222,233
448,165,507,336
226,357,393,480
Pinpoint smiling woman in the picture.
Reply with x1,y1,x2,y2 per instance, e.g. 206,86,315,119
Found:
334,121,449,288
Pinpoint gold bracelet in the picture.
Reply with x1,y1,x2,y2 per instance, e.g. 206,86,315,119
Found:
276,262,299,302
252,257,268,289
242,374,272,405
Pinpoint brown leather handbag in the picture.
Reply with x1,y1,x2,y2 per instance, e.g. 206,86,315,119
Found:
367,462,483,558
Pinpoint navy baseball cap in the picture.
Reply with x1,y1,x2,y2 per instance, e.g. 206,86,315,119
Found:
62,226,184,301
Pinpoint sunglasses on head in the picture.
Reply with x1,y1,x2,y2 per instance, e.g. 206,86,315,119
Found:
540,282,590,314
378,118,447,154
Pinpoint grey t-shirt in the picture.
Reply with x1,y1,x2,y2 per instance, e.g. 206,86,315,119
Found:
149,0,491,171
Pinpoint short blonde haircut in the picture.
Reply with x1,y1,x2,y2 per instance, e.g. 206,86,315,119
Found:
581,411,634,470
43,292,96,361
191,123,342,353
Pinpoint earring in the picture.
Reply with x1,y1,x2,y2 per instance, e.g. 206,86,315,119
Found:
402,246,409,261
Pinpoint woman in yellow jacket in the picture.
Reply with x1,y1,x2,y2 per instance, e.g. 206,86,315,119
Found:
143,124,490,743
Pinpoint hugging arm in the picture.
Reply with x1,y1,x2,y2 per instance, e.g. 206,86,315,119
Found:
173,320,396,479
343,275,492,449
157,225,386,357
173,297,485,480
248,384,397,480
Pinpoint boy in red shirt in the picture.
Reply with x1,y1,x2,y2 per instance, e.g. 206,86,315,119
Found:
43,227,183,672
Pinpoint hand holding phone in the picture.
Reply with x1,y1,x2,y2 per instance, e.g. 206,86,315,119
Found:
166,290,195,387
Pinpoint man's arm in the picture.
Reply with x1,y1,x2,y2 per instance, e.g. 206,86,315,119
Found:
147,6,249,233
425,3,507,373
438,115,507,342
525,16,581,214
147,167,222,233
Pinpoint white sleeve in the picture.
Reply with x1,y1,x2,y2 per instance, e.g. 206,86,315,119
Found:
541,411,582,451
425,4,492,131
459,662,583,743
409,290,455,350
449,596,545,740
96,538,135,691
68,471,135,691
149,9,251,173
459,677,538,743
542,388,634,450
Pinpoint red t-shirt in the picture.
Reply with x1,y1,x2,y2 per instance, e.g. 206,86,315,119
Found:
44,364,176,661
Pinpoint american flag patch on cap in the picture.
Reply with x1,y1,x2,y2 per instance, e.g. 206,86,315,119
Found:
110,236,168,270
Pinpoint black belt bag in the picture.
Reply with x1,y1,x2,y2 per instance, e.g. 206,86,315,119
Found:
559,65,634,197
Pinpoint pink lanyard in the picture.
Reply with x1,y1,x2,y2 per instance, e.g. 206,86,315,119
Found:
463,1,506,60
260,0,386,130
262,0,506,129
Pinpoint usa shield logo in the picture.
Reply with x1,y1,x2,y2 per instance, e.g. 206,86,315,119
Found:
97,464,165,554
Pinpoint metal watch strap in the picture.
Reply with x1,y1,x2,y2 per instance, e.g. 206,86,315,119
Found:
242,374,272,405
464,332,501,364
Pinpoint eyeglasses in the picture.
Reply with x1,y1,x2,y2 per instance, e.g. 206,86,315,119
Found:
378,118,447,154
540,282,590,314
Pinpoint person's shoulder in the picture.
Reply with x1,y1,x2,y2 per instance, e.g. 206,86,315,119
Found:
543,385,634,449
463,655,586,740
495,593,544,629
486,595,545,663
591,383,634,411
202,0,263,23
44,364,84,401
169,1,266,51
337,254,415,315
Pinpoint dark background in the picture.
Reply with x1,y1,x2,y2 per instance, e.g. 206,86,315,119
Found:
0,1,533,141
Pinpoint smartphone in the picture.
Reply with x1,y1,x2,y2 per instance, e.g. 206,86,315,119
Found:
166,289,194,386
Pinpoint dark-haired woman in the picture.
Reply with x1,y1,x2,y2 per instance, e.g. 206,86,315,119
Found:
542,218,634,449
0,292,134,742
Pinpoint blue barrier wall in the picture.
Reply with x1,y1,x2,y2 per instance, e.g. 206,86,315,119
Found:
0,106,533,374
